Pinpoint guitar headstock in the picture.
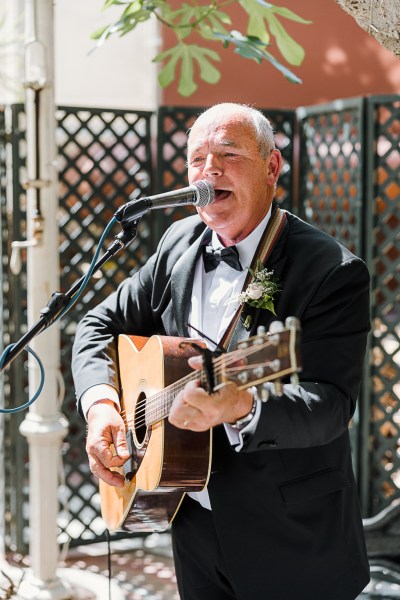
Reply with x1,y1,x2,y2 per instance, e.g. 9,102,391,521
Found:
221,317,302,399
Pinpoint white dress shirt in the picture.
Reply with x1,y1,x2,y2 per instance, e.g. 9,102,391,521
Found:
186,210,271,507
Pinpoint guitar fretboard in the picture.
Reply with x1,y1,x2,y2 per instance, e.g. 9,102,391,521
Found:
144,367,221,426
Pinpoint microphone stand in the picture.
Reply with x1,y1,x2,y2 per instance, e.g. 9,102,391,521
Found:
1,220,140,372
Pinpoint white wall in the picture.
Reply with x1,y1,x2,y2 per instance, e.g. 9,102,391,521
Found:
0,0,160,110
0,0,25,104
54,0,160,110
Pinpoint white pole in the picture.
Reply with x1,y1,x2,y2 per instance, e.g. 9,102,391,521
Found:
17,1,70,598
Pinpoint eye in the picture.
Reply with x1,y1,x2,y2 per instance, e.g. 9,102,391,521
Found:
190,156,205,164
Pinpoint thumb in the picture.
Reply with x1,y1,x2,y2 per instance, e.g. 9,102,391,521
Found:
113,424,130,459
188,355,203,371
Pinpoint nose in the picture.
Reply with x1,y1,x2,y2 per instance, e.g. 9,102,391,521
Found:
203,153,222,177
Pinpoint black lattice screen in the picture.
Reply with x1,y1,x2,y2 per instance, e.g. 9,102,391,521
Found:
297,98,365,256
2,105,30,552
0,106,5,549
296,98,366,479
57,107,154,545
365,96,400,516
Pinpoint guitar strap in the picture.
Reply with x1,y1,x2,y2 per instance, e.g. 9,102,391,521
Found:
219,205,287,351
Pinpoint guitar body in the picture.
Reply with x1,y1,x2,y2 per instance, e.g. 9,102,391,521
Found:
99,335,212,533
99,320,302,533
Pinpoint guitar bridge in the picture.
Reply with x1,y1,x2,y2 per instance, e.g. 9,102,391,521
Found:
123,429,138,481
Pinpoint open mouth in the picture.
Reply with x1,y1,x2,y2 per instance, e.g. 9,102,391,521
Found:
213,189,231,201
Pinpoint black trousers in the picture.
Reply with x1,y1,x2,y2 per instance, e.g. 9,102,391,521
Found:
171,496,239,600
171,496,364,600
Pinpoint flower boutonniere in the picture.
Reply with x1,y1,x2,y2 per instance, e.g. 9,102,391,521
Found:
238,260,281,325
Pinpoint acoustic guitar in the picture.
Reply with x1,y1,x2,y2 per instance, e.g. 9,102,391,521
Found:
99,318,301,532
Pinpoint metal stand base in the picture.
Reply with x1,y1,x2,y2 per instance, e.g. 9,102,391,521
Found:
1,562,125,600
15,571,72,600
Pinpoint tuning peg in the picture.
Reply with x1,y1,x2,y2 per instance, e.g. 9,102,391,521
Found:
237,371,249,384
285,317,300,330
252,366,265,379
251,326,265,345
270,359,281,373
290,373,300,387
261,383,270,403
273,380,283,396
269,320,284,334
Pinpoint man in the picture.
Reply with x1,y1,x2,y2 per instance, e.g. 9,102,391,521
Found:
72,103,371,600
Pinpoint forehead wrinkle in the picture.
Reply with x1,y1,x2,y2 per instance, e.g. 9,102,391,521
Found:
188,138,242,156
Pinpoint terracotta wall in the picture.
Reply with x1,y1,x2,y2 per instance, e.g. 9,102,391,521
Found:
161,0,400,109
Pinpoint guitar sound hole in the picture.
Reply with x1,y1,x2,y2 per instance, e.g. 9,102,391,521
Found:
134,392,147,445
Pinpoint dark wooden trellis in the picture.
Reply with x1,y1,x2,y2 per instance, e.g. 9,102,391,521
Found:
364,96,400,516
0,97,399,559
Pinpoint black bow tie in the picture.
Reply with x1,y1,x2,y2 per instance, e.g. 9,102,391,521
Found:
202,244,243,273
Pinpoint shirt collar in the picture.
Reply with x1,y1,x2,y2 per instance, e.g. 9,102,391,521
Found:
211,208,272,270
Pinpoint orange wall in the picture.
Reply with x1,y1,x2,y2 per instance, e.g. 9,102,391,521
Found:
161,0,400,108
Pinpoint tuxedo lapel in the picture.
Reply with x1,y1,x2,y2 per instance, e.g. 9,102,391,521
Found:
171,230,208,337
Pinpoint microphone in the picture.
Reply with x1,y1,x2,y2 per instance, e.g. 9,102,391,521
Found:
115,180,214,224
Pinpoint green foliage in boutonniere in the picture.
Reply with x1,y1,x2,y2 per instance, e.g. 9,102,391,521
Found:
238,260,281,316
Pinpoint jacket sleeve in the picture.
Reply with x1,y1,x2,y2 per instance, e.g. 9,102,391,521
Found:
242,256,370,452
71,253,158,406
72,214,205,409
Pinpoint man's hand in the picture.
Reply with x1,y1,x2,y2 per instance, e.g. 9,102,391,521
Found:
168,355,254,431
86,400,130,487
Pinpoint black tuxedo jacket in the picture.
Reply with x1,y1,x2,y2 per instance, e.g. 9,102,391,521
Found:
72,210,371,600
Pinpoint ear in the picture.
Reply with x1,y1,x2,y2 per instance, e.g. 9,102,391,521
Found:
266,149,282,185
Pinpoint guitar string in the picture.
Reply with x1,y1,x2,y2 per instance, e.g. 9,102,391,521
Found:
120,340,267,427
121,336,291,430
122,338,287,429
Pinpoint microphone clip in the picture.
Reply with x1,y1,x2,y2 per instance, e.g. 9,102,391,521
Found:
114,197,150,225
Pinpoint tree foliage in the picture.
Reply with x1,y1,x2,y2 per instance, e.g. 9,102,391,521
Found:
92,0,311,96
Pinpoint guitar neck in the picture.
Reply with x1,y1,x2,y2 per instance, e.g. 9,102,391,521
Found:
144,325,301,426
144,368,220,426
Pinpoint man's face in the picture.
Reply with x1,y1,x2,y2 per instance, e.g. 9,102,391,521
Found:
187,111,281,245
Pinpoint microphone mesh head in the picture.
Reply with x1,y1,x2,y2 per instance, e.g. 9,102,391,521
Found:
193,180,214,207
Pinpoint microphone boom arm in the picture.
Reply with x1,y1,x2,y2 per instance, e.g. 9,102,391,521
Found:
0,221,140,372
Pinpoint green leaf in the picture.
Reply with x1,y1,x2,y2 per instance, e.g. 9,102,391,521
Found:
122,1,144,16
154,43,221,96
91,24,113,41
190,46,221,84
179,45,197,96
264,11,304,65
265,3,312,24
164,4,197,40
256,0,312,24
154,46,182,87
239,0,309,65
196,9,231,40
213,31,302,83
102,0,128,11
211,9,232,25
239,0,270,44
263,299,276,314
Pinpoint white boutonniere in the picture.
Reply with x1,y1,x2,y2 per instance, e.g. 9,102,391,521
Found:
237,260,281,316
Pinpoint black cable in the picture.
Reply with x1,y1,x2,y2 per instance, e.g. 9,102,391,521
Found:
106,529,112,600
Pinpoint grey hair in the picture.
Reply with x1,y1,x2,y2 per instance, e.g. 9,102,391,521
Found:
189,103,276,159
